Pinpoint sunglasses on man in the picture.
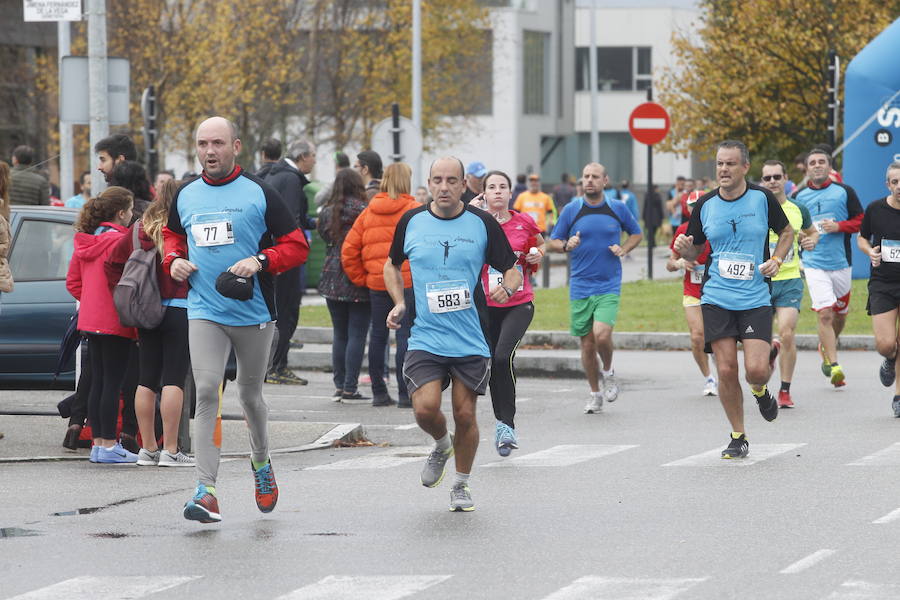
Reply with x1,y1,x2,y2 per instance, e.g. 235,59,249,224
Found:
761,174,783,182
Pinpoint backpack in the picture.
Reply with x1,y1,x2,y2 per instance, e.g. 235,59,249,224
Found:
113,225,165,329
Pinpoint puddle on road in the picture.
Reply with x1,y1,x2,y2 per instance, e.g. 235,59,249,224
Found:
52,507,103,517
51,488,181,518
89,531,130,539
0,527,42,538
306,532,353,537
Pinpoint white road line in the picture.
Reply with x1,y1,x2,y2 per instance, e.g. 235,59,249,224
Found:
275,575,451,600
394,423,419,430
306,447,432,471
541,576,707,600
825,580,900,599
662,443,805,467
779,549,837,574
848,443,900,466
8,576,200,600
872,506,900,524
483,444,638,468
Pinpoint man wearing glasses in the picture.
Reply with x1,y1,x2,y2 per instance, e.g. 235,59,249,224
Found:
761,160,819,408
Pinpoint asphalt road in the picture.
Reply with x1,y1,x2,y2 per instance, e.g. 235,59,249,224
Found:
3,348,900,599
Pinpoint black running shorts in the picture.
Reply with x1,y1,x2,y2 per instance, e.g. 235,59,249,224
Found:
867,280,900,316
402,350,491,396
701,304,773,353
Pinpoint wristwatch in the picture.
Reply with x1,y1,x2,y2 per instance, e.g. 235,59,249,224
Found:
501,285,515,297
254,253,269,272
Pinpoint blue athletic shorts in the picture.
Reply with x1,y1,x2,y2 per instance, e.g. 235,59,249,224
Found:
771,278,804,310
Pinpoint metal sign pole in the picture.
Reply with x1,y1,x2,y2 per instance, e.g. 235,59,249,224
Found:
58,21,73,201
87,0,109,195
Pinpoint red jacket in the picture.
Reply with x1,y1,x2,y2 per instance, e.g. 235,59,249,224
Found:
66,222,137,339
341,192,419,291
105,221,189,301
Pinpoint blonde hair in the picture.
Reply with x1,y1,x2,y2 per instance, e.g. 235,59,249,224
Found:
379,163,412,199
0,161,10,220
143,179,180,256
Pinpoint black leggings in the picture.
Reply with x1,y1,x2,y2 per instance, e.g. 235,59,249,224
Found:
138,306,189,391
487,302,534,429
86,334,133,441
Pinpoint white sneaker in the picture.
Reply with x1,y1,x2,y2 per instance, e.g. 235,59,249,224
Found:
584,393,603,414
136,448,160,466
158,450,196,467
703,377,718,396
603,373,619,403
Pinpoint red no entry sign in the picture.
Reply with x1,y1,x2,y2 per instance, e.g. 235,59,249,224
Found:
629,102,670,145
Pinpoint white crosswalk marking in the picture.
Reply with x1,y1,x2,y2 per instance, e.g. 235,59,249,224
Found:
871,506,900,524
541,576,707,600
662,443,805,467
779,549,837,574
275,575,451,600
824,580,900,599
483,444,638,468
847,443,900,466
7,576,200,600
306,447,432,471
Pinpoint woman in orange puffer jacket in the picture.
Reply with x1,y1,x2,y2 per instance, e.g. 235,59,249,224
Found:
342,163,420,407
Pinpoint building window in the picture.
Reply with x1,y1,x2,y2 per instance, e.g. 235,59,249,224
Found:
523,30,550,114
575,46,652,92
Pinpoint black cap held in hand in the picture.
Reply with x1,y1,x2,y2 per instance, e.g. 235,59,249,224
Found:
215,271,254,301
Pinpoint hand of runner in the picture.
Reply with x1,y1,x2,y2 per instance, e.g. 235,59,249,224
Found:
524,247,543,265
679,258,696,271
565,231,581,251
386,302,406,330
608,244,625,257
869,245,882,267
821,218,840,233
799,231,818,251
489,285,511,304
469,193,486,209
170,258,198,282
229,257,261,277
758,259,780,277
673,234,693,254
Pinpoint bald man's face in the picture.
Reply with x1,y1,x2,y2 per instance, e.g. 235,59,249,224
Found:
581,164,607,198
428,159,465,210
196,118,241,179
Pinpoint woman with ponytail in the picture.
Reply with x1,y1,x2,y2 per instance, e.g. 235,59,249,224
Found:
66,186,139,464
106,179,193,467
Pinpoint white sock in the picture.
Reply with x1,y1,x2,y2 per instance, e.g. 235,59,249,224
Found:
453,472,470,487
591,390,603,398
602,369,614,378
435,432,451,452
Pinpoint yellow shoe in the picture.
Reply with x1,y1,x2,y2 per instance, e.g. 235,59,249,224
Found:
818,344,832,377
830,363,846,387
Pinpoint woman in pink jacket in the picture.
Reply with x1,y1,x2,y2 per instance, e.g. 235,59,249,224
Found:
66,186,138,464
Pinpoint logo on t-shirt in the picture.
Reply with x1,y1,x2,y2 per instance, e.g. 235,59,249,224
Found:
438,240,456,265
728,218,739,234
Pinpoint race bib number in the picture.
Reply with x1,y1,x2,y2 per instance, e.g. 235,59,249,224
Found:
191,212,234,247
426,280,471,314
813,213,834,235
689,268,704,284
769,241,794,263
486,265,524,293
718,252,754,281
883,239,900,263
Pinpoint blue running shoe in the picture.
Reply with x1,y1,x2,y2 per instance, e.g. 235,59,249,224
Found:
495,422,518,457
183,484,221,523
96,443,138,464
89,445,99,463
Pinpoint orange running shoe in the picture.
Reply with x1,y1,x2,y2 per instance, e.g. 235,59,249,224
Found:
777,389,794,408
253,459,278,513
183,484,221,523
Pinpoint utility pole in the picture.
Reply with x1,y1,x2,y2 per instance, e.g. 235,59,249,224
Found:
87,0,109,194
411,0,423,187
588,0,599,163
58,21,73,200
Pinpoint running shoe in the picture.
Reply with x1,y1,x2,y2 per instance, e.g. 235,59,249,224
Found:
495,422,518,457
893,396,900,418
158,450,195,467
119,433,140,454
755,388,779,422
252,459,279,513
183,484,221,523
830,363,846,387
332,389,343,402
769,339,781,371
449,483,475,512
96,443,139,464
421,440,454,488
880,357,896,387
721,434,749,459
137,448,160,466
275,368,308,385
702,377,718,397
777,389,794,409
584,393,603,414
89,445,99,463
372,392,396,407
340,391,370,402
603,373,619,403
818,343,832,377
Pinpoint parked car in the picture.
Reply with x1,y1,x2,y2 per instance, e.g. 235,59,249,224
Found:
0,206,78,389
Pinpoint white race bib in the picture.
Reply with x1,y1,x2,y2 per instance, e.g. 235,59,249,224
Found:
813,213,834,235
689,268,704,284
426,280,472,314
191,212,234,247
718,252,754,281
883,239,900,263
486,265,524,294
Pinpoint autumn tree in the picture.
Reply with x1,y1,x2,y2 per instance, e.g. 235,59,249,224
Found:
657,0,900,166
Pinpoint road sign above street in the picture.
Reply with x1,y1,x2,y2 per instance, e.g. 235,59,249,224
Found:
629,102,670,146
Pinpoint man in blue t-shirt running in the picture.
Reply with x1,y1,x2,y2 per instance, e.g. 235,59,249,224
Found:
384,157,520,513
548,162,642,414
675,140,793,459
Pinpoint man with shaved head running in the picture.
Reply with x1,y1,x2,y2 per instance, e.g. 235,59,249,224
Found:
163,116,309,523
548,162,642,414
384,157,521,512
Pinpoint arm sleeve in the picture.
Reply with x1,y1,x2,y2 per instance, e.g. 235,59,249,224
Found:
798,202,812,230
389,210,413,266
836,185,863,233
261,183,309,273
549,203,572,240
859,205,873,241
483,213,517,273
767,192,790,232
340,212,368,287
65,254,82,300
685,199,707,244
616,202,642,235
